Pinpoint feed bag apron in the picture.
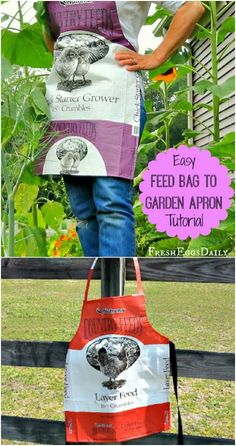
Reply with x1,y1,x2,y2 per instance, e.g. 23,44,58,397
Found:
36,1,141,180
64,258,182,443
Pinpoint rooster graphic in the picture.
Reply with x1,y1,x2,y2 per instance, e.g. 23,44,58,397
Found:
86,337,140,390
54,35,109,91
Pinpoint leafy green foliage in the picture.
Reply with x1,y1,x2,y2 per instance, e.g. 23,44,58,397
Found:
182,129,202,139
33,1,47,25
195,28,211,40
47,229,83,257
15,184,39,215
145,7,171,25
27,207,46,229
14,225,47,257
194,77,235,100
146,237,189,257
2,22,52,68
21,162,43,186
187,229,234,254
218,208,235,235
210,76,235,100
1,56,13,80
193,79,214,95
193,102,213,112
1,3,54,256
31,87,50,117
208,132,235,171
217,17,235,44
41,201,65,231
1,14,10,23
134,201,166,256
171,98,193,112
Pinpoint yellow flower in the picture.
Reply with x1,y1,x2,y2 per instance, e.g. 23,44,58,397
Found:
153,68,177,83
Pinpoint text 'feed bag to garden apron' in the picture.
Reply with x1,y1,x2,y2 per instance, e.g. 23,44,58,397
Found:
36,1,141,180
64,258,183,443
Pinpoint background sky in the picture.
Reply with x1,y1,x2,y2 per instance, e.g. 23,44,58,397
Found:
1,1,162,53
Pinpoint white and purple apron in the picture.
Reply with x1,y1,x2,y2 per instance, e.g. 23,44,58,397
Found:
36,1,141,180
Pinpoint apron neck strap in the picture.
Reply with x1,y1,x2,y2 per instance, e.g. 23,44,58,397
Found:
133,257,143,295
83,257,99,302
83,258,143,302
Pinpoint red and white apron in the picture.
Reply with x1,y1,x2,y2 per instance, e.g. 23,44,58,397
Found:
64,259,183,443
36,1,141,180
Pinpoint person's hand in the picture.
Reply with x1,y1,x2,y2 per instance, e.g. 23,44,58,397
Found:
115,50,164,71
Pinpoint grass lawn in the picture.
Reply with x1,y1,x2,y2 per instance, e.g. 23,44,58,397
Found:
2,279,235,444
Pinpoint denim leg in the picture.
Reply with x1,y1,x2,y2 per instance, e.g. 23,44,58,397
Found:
93,177,136,257
63,176,99,256
63,98,146,257
140,95,147,138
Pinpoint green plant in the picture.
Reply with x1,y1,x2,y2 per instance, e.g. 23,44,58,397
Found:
1,2,79,257
1,2,53,256
1,64,50,255
48,224,83,257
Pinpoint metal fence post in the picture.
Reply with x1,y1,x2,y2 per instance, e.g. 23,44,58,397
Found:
101,258,126,297
100,257,125,446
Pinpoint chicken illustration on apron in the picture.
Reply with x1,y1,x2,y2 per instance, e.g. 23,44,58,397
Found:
86,336,141,390
36,1,141,179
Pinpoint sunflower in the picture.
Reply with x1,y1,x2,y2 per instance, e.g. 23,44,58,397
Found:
153,68,177,83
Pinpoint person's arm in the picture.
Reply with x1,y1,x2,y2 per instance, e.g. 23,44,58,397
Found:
115,1,205,71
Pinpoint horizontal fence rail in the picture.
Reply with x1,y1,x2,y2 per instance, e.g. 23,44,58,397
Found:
1,257,235,283
1,416,235,445
2,340,235,381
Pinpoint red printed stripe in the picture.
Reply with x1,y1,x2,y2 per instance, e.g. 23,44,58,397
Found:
65,402,170,443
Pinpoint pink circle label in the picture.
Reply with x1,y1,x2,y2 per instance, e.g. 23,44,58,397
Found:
139,146,233,240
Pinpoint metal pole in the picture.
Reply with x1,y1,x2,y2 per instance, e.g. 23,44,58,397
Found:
100,258,126,446
101,258,126,297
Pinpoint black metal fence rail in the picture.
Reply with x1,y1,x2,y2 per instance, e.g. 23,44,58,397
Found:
2,257,235,283
2,340,235,381
2,416,235,445
2,258,235,445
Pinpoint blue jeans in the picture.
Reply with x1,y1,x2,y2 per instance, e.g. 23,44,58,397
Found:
64,100,146,257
